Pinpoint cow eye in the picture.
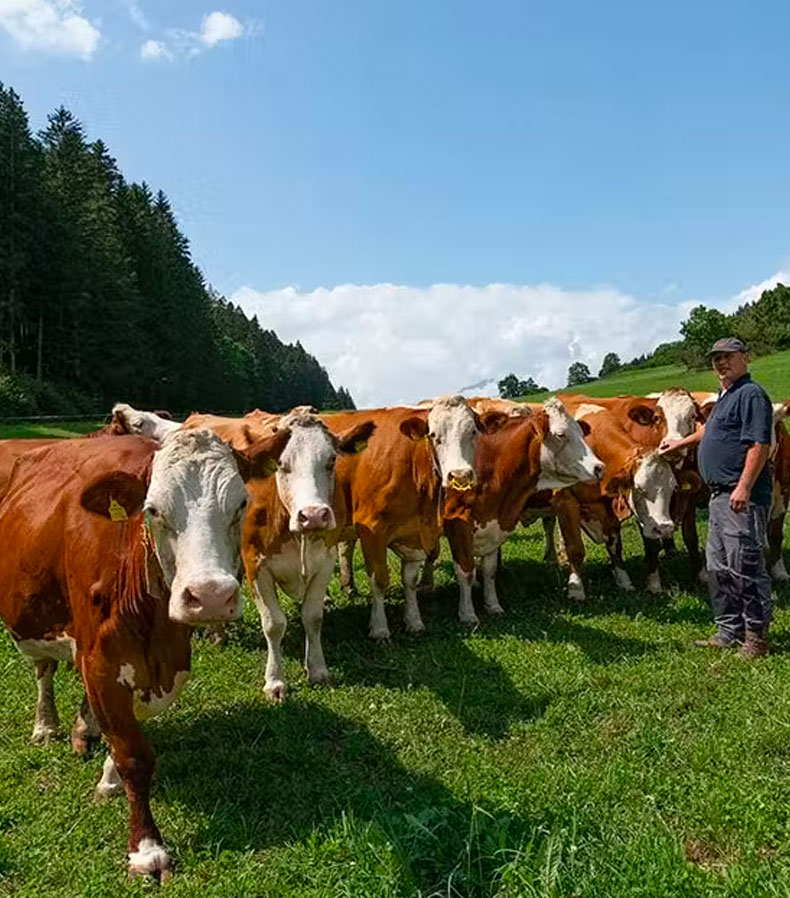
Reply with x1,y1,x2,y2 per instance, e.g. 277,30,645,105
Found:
144,505,160,518
278,462,291,474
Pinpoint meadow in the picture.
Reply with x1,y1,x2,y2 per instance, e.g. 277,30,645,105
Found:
2,360,790,897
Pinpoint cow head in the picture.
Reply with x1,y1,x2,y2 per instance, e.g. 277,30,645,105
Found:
610,451,676,540
269,412,375,533
111,402,181,443
655,388,703,447
400,395,481,490
537,398,605,490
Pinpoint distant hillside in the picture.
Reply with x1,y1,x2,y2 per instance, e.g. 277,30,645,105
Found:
520,348,790,402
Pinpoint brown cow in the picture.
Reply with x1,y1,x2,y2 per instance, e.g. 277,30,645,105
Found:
768,401,790,582
0,429,287,878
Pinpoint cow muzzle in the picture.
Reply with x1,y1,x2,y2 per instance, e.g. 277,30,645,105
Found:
447,468,475,490
293,504,336,532
645,521,675,540
171,574,243,625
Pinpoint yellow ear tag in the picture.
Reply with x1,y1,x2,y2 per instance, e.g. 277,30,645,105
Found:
681,482,693,491
354,440,368,454
108,498,128,522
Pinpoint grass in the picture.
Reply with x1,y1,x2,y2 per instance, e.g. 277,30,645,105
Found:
2,519,790,897
520,348,790,402
0,420,103,439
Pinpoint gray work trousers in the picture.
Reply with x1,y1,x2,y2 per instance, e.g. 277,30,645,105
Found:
706,493,772,641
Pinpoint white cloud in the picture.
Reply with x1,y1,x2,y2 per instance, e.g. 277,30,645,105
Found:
0,0,100,59
140,37,170,61
199,10,242,47
124,0,148,30
231,272,788,408
727,269,790,312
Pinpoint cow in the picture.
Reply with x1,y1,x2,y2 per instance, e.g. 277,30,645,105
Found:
0,429,287,878
541,402,682,600
181,409,375,700
330,395,487,639
432,398,604,625
557,390,705,592
768,401,790,582
110,403,181,442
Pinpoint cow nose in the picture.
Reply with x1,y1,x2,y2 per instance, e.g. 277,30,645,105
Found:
448,468,475,489
180,576,241,623
593,462,605,481
657,522,675,539
296,505,334,532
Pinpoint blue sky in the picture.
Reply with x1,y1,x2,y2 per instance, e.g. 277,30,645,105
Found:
2,1,789,403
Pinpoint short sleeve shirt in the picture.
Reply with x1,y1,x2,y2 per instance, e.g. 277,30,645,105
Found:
698,373,773,506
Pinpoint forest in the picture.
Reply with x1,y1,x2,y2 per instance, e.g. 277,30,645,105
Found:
0,83,354,417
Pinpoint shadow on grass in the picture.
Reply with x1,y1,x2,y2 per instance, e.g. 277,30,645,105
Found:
153,700,532,897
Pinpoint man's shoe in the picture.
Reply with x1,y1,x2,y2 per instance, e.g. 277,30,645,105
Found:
739,628,770,659
693,633,740,648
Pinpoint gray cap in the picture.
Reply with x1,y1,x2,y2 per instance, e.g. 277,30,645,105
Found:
706,337,748,356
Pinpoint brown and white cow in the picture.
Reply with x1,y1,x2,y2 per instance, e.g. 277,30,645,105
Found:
768,401,790,582
0,429,287,878
436,398,604,624
331,395,486,639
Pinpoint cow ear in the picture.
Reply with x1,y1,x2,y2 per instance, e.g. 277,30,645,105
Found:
337,420,376,455
611,494,632,522
400,416,429,441
475,410,509,434
234,430,291,481
627,405,657,427
81,472,148,521
678,469,701,492
577,419,591,438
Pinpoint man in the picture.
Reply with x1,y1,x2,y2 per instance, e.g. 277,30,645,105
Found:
659,337,773,658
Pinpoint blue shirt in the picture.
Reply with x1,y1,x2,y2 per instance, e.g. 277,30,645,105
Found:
698,373,773,506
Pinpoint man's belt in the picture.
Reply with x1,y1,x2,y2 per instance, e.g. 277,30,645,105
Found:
709,484,735,497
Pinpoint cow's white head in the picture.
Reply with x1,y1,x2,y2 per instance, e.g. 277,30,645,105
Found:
401,395,481,490
655,389,702,444
537,398,605,490
271,412,375,533
112,403,181,443
620,452,676,540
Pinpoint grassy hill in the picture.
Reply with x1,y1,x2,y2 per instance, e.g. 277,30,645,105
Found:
521,348,790,402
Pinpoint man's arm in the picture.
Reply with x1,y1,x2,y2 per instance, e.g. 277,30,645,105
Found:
659,423,705,455
730,442,770,512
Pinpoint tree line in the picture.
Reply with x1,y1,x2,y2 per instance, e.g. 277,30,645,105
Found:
0,83,354,417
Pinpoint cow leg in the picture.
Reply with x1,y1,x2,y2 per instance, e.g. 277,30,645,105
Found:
443,517,477,626
767,507,789,582
480,550,504,615
302,554,334,685
662,537,677,557
643,537,663,594
400,557,427,635
605,526,633,591
251,574,289,702
95,752,123,800
71,693,101,755
418,545,438,591
32,660,60,745
85,680,170,879
542,516,558,564
358,530,391,640
338,538,357,595
556,498,586,601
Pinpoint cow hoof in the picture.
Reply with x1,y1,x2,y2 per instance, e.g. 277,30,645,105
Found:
94,781,123,802
369,627,391,642
340,584,356,597
459,614,480,628
698,569,709,585
31,724,59,746
405,622,427,636
264,681,288,703
307,668,332,686
128,840,172,881
771,561,790,583
71,732,100,756
485,604,505,616
567,584,586,602
613,570,634,591
645,574,662,595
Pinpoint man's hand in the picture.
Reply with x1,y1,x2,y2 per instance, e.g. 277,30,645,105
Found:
659,438,684,455
730,482,751,513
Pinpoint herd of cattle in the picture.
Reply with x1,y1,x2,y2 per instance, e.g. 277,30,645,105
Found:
1,388,789,879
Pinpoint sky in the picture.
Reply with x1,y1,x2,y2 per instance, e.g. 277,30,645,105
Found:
2,1,789,405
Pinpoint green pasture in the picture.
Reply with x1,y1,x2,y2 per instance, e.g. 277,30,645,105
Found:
521,347,790,402
2,519,790,897
0,420,102,439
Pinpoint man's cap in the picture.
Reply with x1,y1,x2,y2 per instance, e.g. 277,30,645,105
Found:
706,337,748,357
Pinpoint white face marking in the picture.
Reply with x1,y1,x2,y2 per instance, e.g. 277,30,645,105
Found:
144,429,247,625
274,416,338,533
15,636,76,663
132,671,190,721
538,399,604,490
426,396,479,488
631,453,676,539
656,390,698,442
112,403,180,442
